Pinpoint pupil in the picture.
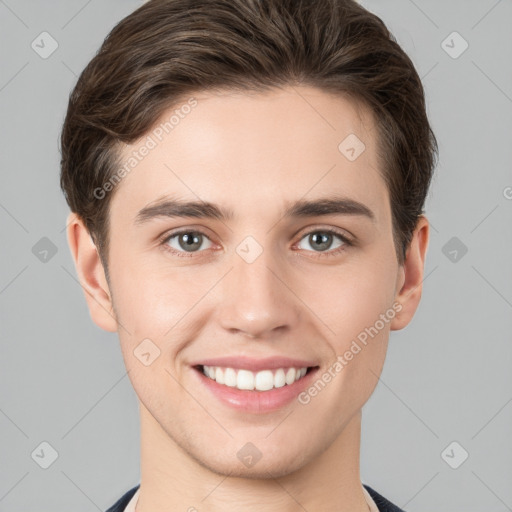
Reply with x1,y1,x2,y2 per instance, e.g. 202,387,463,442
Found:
179,232,201,251
311,232,331,251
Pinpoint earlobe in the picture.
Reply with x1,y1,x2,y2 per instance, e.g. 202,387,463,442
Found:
65,212,118,333
390,215,430,331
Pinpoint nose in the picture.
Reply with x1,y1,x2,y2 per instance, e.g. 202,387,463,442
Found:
215,245,301,339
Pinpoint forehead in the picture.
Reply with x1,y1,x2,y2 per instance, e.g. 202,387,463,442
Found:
110,85,389,227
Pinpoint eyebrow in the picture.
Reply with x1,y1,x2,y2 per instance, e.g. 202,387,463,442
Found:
134,194,376,225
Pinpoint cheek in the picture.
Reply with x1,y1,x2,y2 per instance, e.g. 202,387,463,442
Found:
110,256,193,329
109,262,212,380
111,272,186,410
310,256,397,380
309,257,397,332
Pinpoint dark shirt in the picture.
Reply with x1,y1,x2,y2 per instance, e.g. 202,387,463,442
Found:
105,483,406,512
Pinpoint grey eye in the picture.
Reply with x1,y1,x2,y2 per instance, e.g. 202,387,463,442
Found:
166,231,212,252
297,231,346,252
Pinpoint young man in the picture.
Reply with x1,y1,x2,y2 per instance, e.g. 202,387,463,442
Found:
60,0,437,510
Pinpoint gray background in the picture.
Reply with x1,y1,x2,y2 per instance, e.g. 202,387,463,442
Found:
1,0,511,511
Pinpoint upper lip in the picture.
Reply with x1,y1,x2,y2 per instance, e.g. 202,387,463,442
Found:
191,356,319,372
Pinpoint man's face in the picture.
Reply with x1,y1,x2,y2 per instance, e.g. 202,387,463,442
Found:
91,86,413,477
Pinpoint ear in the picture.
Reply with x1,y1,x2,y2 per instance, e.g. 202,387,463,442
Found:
390,215,430,331
65,212,118,332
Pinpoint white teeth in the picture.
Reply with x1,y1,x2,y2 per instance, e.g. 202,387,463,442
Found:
285,367,296,385
237,369,255,390
254,370,273,391
224,367,237,387
274,368,286,388
215,367,224,384
202,365,310,391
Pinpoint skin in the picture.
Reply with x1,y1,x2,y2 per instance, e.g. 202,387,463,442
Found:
67,85,429,512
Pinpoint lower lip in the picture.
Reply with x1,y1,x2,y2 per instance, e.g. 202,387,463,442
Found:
192,366,320,414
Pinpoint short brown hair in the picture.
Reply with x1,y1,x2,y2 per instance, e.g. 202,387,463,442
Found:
60,0,438,279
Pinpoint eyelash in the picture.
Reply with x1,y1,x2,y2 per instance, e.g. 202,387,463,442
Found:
158,227,354,259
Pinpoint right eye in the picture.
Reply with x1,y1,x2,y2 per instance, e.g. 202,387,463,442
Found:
161,229,214,257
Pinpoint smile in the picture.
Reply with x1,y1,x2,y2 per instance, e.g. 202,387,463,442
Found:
199,365,312,391
192,364,320,413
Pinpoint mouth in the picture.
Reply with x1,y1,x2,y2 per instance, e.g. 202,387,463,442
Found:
193,364,319,391
193,364,318,391
191,364,320,413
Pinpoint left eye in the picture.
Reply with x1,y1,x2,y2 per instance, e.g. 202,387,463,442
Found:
295,229,350,253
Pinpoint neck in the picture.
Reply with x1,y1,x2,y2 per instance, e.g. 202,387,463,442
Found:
136,403,369,512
